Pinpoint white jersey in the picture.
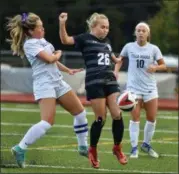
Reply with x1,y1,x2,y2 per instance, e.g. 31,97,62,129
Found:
120,41,163,94
23,38,63,88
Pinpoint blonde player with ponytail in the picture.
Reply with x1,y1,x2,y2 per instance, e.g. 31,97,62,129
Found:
7,12,89,168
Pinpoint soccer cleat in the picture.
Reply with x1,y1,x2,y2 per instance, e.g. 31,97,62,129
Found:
141,142,159,158
78,146,88,157
112,144,128,165
130,146,139,158
88,146,99,169
11,145,26,168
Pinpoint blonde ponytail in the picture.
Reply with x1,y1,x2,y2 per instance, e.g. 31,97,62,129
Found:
6,13,40,58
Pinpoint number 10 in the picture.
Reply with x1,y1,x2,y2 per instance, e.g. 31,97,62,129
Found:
136,59,144,68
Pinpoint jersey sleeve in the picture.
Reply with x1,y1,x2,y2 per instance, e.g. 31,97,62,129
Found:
24,41,44,57
73,33,86,50
120,44,129,57
153,46,163,61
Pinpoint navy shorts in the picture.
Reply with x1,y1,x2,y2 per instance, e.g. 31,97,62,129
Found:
86,84,120,101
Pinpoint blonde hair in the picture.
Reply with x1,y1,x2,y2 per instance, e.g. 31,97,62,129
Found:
86,12,108,32
134,22,151,41
6,13,40,58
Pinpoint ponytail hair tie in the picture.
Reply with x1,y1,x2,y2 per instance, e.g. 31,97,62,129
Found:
21,13,28,22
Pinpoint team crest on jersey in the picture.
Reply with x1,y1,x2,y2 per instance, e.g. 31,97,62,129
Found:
106,44,112,51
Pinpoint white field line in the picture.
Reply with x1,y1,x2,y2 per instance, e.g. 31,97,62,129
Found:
1,107,178,120
1,103,177,114
1,143,178,158
1,132,178,145
1,164,177,174
1,122,178,134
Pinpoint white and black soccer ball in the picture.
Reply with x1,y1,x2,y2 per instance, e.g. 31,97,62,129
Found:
117,91,137,112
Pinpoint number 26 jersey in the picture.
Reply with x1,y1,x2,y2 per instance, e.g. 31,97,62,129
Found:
74,33,115,87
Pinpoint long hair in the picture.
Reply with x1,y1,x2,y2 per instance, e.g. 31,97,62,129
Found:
6,13,40,58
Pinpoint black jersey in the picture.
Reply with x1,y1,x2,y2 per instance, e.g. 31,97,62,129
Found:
74,33,117,87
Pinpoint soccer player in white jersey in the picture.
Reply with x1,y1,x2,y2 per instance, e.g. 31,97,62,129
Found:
6,12,88,168
117,22,166,158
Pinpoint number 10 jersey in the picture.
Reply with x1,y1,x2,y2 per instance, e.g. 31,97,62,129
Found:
120,41,163,94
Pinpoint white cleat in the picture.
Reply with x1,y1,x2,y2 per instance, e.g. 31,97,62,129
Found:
130,146,139,158
148,148,159,158
141,142,159,158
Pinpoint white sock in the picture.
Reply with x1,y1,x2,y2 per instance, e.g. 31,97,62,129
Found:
73,110,88,147
19,120,51,149
129,120,140,148
143,120,156,145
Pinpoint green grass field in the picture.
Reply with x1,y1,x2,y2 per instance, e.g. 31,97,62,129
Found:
1,103,178,173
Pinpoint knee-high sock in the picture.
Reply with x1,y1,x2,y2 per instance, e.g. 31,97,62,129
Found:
112,117,124,145
129,120,140,147
143,120,156,145
19,120,51,149
90,117,105,147
73,110,88,147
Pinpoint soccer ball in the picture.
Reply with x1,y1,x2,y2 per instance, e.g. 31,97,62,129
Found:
117,91,137,112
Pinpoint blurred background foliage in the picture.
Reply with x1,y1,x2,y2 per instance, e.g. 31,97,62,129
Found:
0,0,178,54
148,1,179,54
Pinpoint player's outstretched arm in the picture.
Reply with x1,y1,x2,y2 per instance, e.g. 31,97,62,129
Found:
56,61,83,75
114,56,123,71
113,56,124,80
59,13,75,45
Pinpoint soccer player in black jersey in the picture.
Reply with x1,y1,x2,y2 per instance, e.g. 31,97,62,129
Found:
59,12,127,168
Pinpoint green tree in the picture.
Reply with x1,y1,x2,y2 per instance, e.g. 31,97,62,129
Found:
148,1,179,55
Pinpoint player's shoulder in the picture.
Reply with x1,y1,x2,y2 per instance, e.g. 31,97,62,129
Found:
147,42,160,51
104,37,111,44
24,38,40,44
127,42,136,46
147,42,158,48
24,38,40,48
123,42,135,48
24,38,49,50
77,32,90,38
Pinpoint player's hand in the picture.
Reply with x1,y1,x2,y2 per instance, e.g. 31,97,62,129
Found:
116,57,123,62
54,50,62,54
59,13,68,23
53,50,62,60
147,65,157,73
68,68,84,75
114,57,123,64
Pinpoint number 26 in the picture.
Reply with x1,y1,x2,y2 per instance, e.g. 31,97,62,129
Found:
98,53,110,65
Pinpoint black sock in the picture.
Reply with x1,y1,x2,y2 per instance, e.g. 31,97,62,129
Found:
90,117,105,147
112,116,124,145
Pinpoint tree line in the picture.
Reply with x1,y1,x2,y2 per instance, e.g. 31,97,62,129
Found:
0,0,178,55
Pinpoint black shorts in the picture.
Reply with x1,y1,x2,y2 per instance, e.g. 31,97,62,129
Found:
86,84,120,101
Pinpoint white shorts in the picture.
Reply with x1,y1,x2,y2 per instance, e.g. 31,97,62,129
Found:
127,88,158,103
33,80,72,101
